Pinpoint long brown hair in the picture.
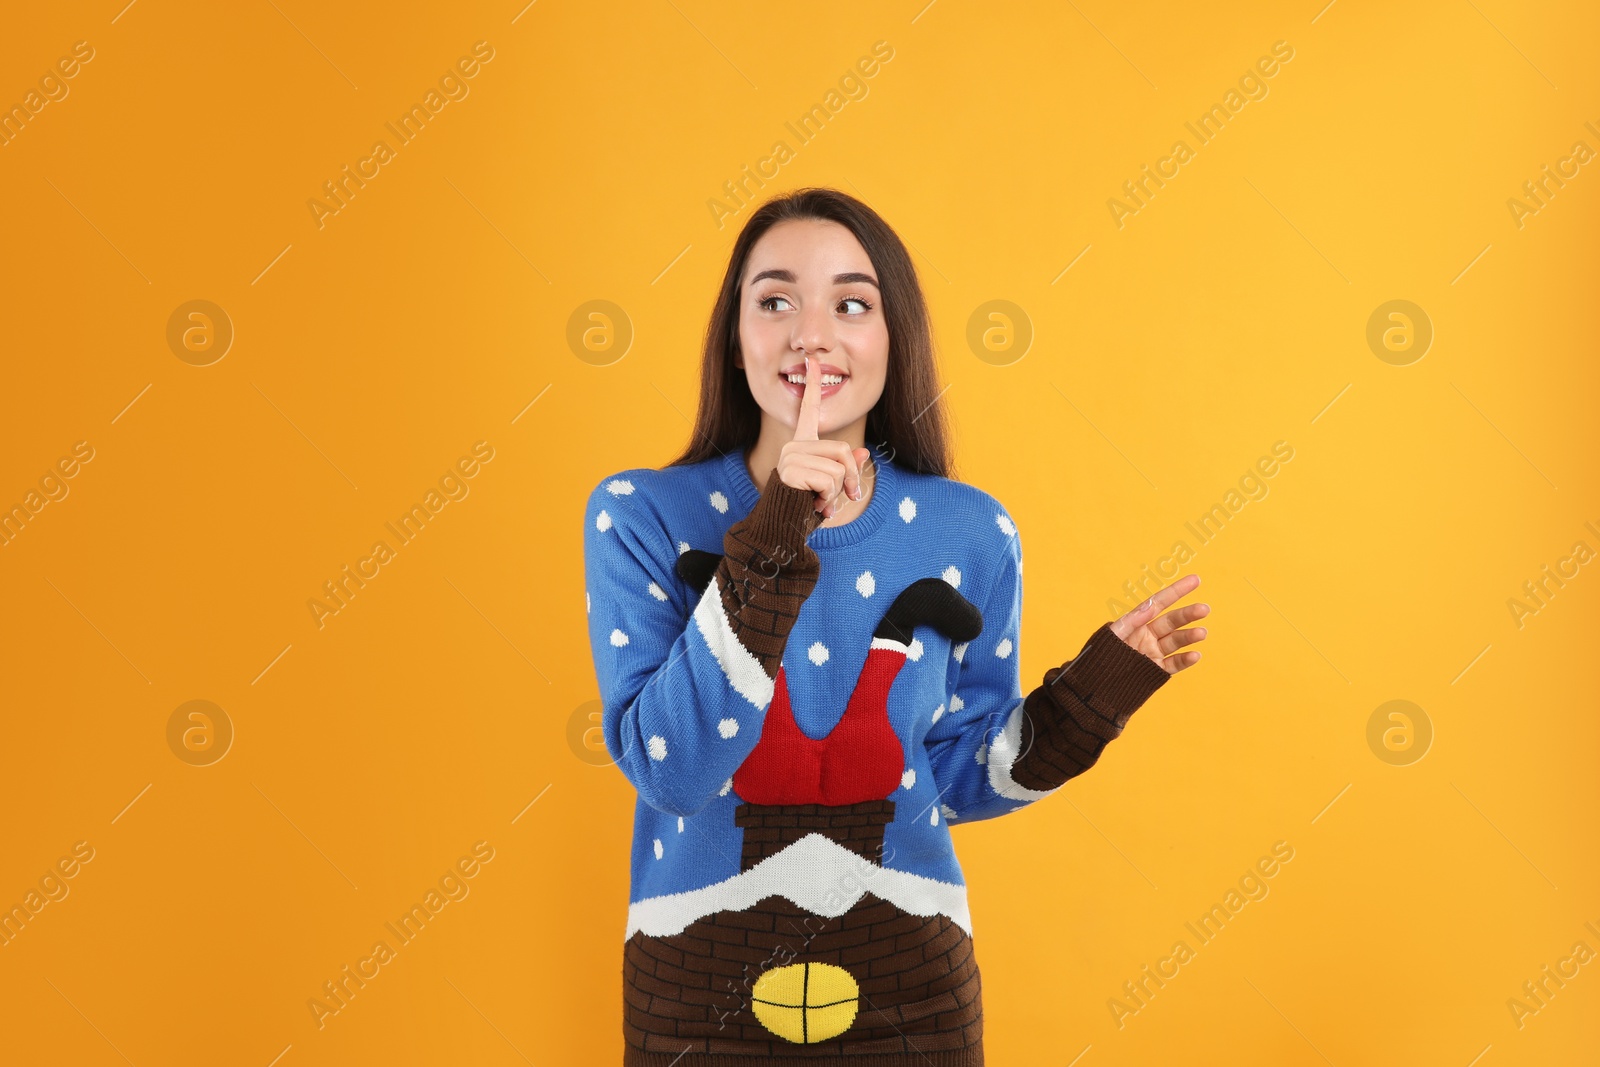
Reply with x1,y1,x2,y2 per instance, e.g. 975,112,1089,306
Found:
664,187,953,477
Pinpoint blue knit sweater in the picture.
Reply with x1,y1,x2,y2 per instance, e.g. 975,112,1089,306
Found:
583,445,1171,923
585,444,1174,1063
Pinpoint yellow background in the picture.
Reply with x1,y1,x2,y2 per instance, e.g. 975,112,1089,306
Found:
2,1,1596,1064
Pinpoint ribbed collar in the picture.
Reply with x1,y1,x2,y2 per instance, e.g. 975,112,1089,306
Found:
722,443,898,549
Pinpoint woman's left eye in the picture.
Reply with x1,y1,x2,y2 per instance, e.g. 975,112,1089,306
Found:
841,297,873,314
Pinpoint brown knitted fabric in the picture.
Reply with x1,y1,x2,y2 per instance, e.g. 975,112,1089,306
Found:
714,467,826,679
622,799,984,1066
624,1047,981,1067
1009,622,1171,792
733,801,897,868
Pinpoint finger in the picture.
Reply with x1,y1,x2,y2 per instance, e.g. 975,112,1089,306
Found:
1157,625,1208,658
1148,573,1201,612
1109,574,1202,640
850,447,870,500
786,455,846,515
1149,602,1210,640
815,439,861,502
1166,649,1202,672
800,450,853,502
787,454,848,498
840,442,862,502
1109,592,1162,641
794,355,821,442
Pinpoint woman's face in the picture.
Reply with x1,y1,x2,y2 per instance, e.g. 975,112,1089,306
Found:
735,218,889,438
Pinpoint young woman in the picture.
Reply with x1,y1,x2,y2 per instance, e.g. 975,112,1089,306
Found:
583,187,1209,1066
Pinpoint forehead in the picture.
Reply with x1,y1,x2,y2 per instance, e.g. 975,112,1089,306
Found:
743,218,872,283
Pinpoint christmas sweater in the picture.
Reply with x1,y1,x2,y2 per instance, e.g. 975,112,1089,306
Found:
582,444,1172,1066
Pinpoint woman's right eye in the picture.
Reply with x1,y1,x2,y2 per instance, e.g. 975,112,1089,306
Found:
758,295,792,312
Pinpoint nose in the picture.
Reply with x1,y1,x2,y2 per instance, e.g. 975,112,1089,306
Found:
791,298,837,355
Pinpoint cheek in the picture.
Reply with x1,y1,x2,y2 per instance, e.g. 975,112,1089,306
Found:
864,373,888,407
739,323,779,367
860,343,890,393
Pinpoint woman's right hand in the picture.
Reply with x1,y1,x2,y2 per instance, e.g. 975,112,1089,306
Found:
776,356,871,520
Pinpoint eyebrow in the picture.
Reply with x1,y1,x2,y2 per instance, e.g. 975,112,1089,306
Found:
749,268,880,290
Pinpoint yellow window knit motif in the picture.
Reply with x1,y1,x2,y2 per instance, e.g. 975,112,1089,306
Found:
750,961,860,1043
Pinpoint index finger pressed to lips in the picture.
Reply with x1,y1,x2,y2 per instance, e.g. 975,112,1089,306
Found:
794,355,821,442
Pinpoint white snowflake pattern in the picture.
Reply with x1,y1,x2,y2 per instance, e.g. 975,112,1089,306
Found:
718,718,738,739
856,571,876,597
808,642,830,665
709,490,729,513
647,735,667,760
610,629,630,647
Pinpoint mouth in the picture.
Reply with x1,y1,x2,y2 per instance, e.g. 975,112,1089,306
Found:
779,363,849,399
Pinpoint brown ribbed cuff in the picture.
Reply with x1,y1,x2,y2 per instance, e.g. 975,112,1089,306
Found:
738,467,825,556
1008,622,1170,792
1050,621,1172,721
713,469,825,678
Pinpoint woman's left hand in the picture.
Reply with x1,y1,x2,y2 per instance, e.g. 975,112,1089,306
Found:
1111,574,1209,674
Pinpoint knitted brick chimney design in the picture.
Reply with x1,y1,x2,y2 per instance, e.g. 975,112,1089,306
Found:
623,577,992,1066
